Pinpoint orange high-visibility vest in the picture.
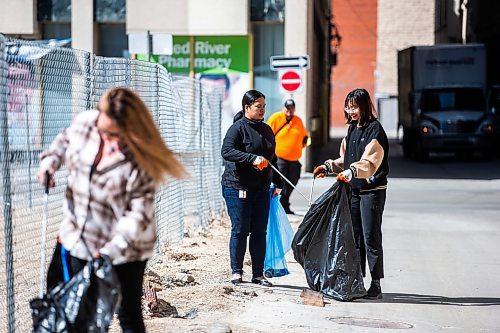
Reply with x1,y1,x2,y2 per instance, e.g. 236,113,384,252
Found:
267,111,308,161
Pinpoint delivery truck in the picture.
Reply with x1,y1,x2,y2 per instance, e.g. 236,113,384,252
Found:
397,44,495,159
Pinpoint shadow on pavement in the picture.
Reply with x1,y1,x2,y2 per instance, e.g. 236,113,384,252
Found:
271,284,307,292
382,293,500,306
313,138,500,180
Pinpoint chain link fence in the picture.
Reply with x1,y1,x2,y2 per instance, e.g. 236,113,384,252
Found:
0,34,224,333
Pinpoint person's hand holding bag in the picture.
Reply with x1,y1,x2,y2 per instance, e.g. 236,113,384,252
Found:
253,156,268,171
337,169,353,183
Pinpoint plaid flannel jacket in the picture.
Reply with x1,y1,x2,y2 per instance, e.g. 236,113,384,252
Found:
39,110,157,265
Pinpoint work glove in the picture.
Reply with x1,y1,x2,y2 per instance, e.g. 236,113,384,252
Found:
313,159,336,178
272,187,282,197
313,165,327,178
324,159,336,174
337,169,353,183
253,156,268,171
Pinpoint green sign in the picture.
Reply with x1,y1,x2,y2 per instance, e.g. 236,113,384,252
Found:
137,36,249,74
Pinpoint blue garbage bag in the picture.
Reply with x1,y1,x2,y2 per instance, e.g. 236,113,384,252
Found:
264,192,295,278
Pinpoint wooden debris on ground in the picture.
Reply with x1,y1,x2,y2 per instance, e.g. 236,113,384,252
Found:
300,288,325,307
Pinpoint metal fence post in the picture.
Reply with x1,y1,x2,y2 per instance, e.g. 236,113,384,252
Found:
0,37,16,333
0,34,227,331
88,53,95,109
198,80,209,227
85,52,92,110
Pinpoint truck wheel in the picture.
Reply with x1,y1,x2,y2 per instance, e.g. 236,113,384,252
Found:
415,147,429,161
456,150,474,160
402,140,412,158
415,141,429,161
481,150,494,161
402,129,414,159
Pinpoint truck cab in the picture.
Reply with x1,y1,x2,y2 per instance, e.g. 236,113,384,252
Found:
398,44,494,159
487,85,500,155
413,86,493,156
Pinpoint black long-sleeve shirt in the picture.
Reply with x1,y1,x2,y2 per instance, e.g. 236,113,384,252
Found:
221,116,283,191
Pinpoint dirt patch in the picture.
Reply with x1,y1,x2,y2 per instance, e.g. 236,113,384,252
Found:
110,217,260,332
168,252,199,262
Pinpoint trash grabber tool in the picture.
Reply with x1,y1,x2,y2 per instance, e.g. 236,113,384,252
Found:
308,168,338,207
308,176,315,208
268,163,311,205
39,171,50,297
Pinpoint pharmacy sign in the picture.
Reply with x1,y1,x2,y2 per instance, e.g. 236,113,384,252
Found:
138,36,249,74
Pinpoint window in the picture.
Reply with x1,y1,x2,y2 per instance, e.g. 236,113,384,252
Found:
253,23,284,118
422,88,485,111
251,0,285,22
98,24,128,57
42,23,71,41
38,0,71,22
95,0,125,23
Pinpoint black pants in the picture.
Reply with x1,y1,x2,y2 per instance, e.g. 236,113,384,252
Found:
350,189,386,280
277,158,301,213
222,186,270,278
47,243,147,333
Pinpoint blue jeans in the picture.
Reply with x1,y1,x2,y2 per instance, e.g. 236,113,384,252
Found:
222,186,270,278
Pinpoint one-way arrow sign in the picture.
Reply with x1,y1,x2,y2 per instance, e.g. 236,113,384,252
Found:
270,55,310,71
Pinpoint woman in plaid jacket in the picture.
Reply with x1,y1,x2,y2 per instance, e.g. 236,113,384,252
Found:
38,87,185,332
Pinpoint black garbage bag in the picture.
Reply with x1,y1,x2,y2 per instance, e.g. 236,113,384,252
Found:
292,181,366,301
30,256,121,333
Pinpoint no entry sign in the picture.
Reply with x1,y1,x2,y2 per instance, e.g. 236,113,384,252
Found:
279,70,303,93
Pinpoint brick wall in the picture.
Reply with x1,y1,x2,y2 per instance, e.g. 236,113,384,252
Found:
330,0,377,130
376,0,435,96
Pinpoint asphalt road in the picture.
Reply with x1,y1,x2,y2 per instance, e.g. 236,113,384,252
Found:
229,141,500,332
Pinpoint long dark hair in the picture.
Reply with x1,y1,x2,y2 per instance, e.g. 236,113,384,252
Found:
242,89,265,112
344,88,378,126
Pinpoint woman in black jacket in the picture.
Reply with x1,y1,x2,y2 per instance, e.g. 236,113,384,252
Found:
315,88,389,299
221,90,283,286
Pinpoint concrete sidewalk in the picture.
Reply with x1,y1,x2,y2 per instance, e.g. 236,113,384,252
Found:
225,175,500,332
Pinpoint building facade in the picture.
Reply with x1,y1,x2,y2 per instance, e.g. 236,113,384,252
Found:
376,0,435,97
0,0,331,169
128,0,331,168
435,0,500,86
328,0,435,137
330,0,377,135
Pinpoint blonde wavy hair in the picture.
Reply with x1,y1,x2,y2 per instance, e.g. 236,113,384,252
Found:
98,87,186,183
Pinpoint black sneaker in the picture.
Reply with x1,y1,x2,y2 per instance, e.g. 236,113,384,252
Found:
364,281,383,299
251,277,273,287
